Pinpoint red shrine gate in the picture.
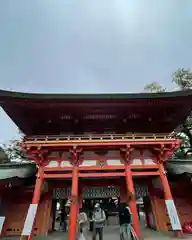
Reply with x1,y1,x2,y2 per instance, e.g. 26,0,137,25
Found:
20,134,182,240
1,89,192,239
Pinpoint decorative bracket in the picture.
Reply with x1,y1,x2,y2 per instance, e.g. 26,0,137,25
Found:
69,146,82,166
121,145,133,165
154,143,179,164
24,148,49,167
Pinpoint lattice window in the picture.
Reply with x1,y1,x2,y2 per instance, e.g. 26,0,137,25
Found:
135,184,149,198
83,187,120,199
52,185,148,199
53,188,71,199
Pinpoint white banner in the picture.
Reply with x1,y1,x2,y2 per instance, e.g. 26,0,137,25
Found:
21,204,38,236
165,200,182,230
0,216,5,234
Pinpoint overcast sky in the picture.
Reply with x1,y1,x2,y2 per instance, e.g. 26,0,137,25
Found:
0,0,192,144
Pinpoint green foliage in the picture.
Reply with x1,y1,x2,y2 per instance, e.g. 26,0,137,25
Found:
2,130,28,162
144,68,192,159
144,82,166,93
172,68,192,90
3,139,27,162
174,131,192,159
0,147,10,163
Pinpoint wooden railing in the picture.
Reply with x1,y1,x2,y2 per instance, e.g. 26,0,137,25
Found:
24,133,176,143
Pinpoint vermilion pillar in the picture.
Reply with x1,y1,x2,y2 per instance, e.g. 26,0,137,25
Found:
68,166,79,240
20,167,43,240
125,166,141,237
159,164,173,199
159,164,182,237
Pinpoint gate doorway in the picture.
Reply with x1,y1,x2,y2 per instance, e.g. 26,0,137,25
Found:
51,178,154,239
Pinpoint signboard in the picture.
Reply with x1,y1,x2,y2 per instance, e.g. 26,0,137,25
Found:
165,200,182,230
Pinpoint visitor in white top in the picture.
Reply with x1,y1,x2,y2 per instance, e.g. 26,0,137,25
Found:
92,203,106,240
78,209,88,240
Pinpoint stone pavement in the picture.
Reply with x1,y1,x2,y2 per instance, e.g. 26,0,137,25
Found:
142,228,190,239
33,226,191,240
2,226,191,239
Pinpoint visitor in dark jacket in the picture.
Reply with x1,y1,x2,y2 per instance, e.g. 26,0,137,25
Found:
60,208,67,232
118,202,132,240
104,208,109,225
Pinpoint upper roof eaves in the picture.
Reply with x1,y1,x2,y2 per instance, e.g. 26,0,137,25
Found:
0,89,192,101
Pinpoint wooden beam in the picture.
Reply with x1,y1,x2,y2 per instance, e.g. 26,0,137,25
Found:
43,174,72,179
132,172,160,176
79,165,125,170
47,156,158,161
23,139,178,148
43,170,159,178
43,165,158,172
79,172,125,177
43,172,125,178
43,167,73,172
131,165,158,169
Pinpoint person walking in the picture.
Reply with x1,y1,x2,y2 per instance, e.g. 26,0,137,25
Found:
104,208,109,225
78,209,88,240
60,208,67,232
118,202,132,240
89,210,93,231
92,203,106,240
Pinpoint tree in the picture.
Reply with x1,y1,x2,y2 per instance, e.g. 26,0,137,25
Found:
0,147,10,163
3,140,28,162
144,82,166,93
172,68,192,90
144,68,192,159
2,131,28,162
